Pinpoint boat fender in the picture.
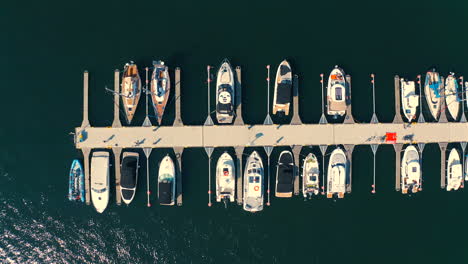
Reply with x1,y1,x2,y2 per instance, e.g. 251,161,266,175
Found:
254,186,259,191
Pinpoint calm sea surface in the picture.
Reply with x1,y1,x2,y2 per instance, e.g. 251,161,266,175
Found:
1,0,468,263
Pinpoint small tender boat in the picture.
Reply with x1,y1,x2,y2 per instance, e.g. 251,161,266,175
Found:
445,73,460,120
158,155,175,206
216,152,236,205
151,60,171,125
327,66,348,118
120,152,139,204
68,159,85,202
400,79,419,122
91,151,110,213
272,60,292,115
424,69,442,120
401,145,421,194
121,62,142,124
216,59,235,124
446,148,463,191
243,151,264,212
302,153,320,198
275,150,294,198
327,148,347,198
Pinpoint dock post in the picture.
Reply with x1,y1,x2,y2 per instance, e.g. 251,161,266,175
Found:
344,75,355,124
291,74,302,125
461,142,467,181
143,148,152,207
264,65,273,125
394,143,403,191
143,67,152,127
204,66,214,126
82,148,91,205
319,74,327,124
81,71,90,128
417,143,426,190
234,66,244,125
439,77,448,123
264,146,273,205
393,76,403,124
370,74,379,124
205,147,214,206
174,147,184,206
292,145,301,195
439,142,448,189
319,145,327,195
343,144,354,193
370,144,378,193
460,77,466,123
112,70,122,128
417,75,425,123
235,146,244,205
112,147,122,205
174,67,183,126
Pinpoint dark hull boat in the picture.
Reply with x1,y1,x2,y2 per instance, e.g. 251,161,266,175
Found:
151,60,171,125
275,150,294,198
68,159,85,202
272,60,292,115
120,152,139,204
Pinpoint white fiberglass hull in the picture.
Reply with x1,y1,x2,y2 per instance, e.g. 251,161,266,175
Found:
216,59,235,124
401,145,421,194
216,152,236,203
243,151,264,212
445,74,460,120
327,66,347,117
327,148,347,198
302,153,320,197
272,60,292,115
424,71,442,120
400,79,419,122
158,155,176,206
91,151,110,213
446,148,463,191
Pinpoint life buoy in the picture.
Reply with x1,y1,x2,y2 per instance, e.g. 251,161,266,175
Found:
254,186,259,191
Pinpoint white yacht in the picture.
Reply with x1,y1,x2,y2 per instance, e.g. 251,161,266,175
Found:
327,148,347,199
216,59,235,124
445,73,460,120
401,145,421,194
91,151,110,213
302,153,320,198
272,60,292,115
243,151,264,212
327,66,348,118
158,155,176,206
446,148,463,191
424,69,442,120
400,79,419,122
216,152,236,205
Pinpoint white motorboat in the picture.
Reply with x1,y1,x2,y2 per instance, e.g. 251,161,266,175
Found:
91,151,110,213
120,152,139,205
327,148,347,199
216,59,235,124
302,153,320,198
400,79,419,122
272,60,292,115
158,155,176,206
446,148,463,191
401,145,421,194
216,152,236,204
243,151,264,212
445,73,460,120
327,66,348,118
424,69,442,120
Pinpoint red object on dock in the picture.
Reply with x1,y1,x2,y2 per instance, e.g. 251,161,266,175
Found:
386,132,397,143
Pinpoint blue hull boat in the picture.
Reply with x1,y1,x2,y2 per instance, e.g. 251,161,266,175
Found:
68,159,85,202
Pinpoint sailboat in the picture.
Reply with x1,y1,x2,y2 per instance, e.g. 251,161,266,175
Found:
91,151,110,213
326,148,347,198
158,155,176,206
302,153,320,198
445,73,460,121
401,145,421,194
120,152,139,204
272,60,292,115
446,148,463,191
424,69,442,120
151,60,171,125
216,152,236,205
68,159,85,202
327,66,348,118
121,62,142,124
275,150,294,198
243,151,264,212
400,79,419,122
216,59,235,124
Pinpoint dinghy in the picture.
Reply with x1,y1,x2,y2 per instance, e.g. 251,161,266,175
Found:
120,152,139,204
275,150,294,198
401,145,421,194
327,66,348,118
424,69,442,120
68,159,85,202
243,151,264,212
216,152,236,205
216,59,235,124
91,151,110,213
121,62,142,124
446,148,463,191
445,73,460,120
272,60,292,115
158,155,176,206
302,153,320,198
327,148,347,198
151,60,171,125
400,79,419,122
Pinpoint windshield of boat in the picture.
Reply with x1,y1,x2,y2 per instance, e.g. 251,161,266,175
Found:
309,176,317,181
335,87,343,100
92,187,107,193
249,176,260,183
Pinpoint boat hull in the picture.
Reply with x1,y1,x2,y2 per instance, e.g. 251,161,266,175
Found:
445,74,460,121
401,79,419,122
446,148,462,191
424,71,442,120
121,63,142,124
401,145,421,194
216,152,236,203
158,155,176,206
275,150,294,198
216,59,235,124
243,151,264,212
151,61,171,125
91,151,110,213
327,66,347,117
302,153,320,197
68,159,85,202
120,152,139,204
272,60,292,115
326,148,347,198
